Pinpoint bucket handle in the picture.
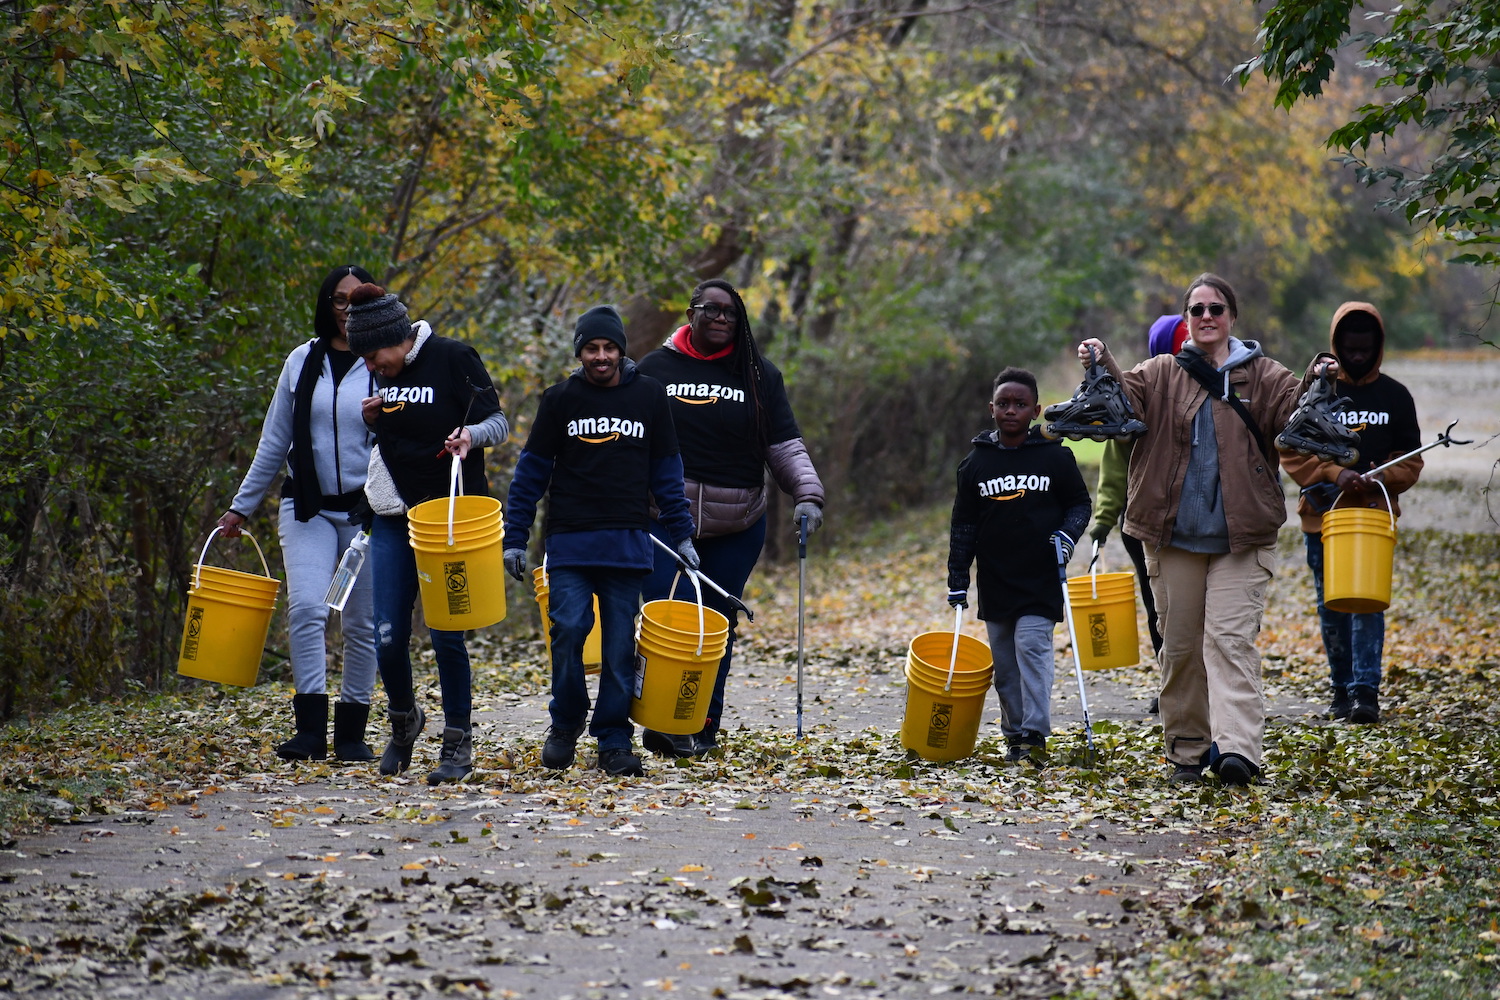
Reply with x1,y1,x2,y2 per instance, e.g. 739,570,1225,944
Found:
944,604,963,693
1329,476,1395,530
193,526,272,592
444,452,465,548
1088,539,1102,600
669,568,708,657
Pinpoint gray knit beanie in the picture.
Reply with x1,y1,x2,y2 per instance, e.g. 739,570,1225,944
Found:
573,305,627,356
346,293,413,356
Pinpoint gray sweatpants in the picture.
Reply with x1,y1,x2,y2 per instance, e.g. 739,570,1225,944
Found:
277,498,377,703
985,615,1056,743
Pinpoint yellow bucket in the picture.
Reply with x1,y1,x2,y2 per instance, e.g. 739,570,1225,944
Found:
631,599,729,735
178,529,280,687
532,566,602,674
900,630,993,762
407,492,506,631
1066,571,1140,670
1322,505,1396,613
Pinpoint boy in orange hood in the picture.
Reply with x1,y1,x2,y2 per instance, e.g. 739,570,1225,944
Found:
1280,302,1422,724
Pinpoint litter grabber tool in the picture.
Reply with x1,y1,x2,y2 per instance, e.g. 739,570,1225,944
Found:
1361,419,1472,479
1042,345,1147,442
1275,370,1361,467
648,534,754,622
797,512,809,738
1057,534,1097,762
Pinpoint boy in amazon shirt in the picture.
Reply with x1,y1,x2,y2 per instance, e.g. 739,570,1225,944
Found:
503,306,699,778
946,367,1092,763
1280,302,1421,725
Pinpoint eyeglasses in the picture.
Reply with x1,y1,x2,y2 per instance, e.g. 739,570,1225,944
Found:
1188,302,1227,318
332,295,351,312
692,302,736,322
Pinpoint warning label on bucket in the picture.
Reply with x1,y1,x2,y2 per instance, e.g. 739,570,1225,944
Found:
1088,611,1111,657
926,702,953,749
182,606,204,661
444,560,470,615
673,670,702,720
634,653,646,698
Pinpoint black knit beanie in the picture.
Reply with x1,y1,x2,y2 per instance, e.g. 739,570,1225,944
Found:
573,305,627,356
346,293,412,356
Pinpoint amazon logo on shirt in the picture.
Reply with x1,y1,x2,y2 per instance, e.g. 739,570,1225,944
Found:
567,416,646,444
665,382,746,405
978,474,1054,502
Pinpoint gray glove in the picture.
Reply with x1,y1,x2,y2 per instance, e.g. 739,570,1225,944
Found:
503,548,527,582
676,538,700,570
793,501,823,536
1051,531,1075,565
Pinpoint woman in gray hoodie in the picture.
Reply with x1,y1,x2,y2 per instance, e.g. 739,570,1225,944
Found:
218,264,380,762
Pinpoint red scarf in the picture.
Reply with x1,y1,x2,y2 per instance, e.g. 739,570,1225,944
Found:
671,324,735,361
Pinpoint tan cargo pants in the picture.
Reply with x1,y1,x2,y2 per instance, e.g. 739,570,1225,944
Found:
1146,544,1276,767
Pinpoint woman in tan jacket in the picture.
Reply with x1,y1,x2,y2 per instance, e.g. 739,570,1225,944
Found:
1076,273,1333,786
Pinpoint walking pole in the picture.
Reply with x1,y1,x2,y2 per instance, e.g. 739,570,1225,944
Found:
1057,535,1096,762
796,513,809,738
1361,419,1472,479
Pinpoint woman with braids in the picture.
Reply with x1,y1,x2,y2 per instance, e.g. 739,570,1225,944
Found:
637,278,826,757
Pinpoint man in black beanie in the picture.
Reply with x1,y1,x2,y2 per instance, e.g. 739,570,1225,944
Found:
503,305,699,777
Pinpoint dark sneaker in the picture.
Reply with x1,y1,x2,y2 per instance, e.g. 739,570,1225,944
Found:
1329,687,1352,721
598,747,645,777
692,729,719,754
1169,761,1206,784
1148,697,1160,715
1214,754,1258,787
1349,686,1380,724
541,724,585,770
642,729,696,758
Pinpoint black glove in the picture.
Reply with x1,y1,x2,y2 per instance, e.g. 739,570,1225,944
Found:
1089,521,1111,545
947,589,968,609
346,496,374,531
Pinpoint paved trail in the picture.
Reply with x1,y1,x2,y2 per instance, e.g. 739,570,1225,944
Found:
3,351,1492,998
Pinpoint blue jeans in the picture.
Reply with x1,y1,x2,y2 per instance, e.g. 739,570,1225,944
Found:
547,566,644,751
1305,531,1384,693
370,514,472,729
985,615,1056,743
644,516,766,736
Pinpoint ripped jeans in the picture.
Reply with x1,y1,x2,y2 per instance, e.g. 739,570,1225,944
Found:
370,513,472,729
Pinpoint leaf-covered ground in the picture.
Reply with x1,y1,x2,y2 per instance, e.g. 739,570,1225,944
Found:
2,506,1498,998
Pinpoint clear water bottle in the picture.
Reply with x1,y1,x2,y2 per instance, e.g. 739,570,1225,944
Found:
324,532,370,611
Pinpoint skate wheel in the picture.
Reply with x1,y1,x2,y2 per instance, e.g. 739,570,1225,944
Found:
1067,433,1085,442
1342,448,1360,468
1091,434,1107,443
1040,424,1062,441
1298,448,1312,457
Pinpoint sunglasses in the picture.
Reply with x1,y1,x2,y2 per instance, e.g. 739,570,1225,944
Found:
692,302,736,322
1188,302,1227,318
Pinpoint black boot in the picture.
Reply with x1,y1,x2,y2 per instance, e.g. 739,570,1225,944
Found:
332,702,377,762
1329,686,1352,721
275,693,328,761
1349,685,1381,724
379,704,426,776
426,727,473,785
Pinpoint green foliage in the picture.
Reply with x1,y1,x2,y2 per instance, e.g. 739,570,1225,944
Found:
1239,0,1500,273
